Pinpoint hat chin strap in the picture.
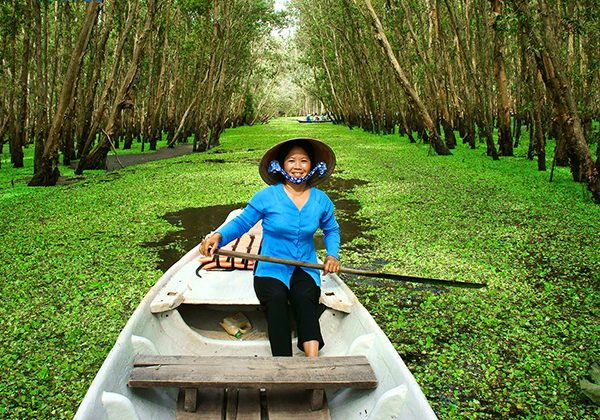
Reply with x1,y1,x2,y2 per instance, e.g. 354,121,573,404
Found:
268,160,327,184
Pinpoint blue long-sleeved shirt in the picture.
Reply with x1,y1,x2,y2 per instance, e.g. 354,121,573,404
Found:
217,183,340,288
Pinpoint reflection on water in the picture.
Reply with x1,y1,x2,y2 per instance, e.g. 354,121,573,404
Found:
143,203,242,273
313,177,372,252
144,177,372,272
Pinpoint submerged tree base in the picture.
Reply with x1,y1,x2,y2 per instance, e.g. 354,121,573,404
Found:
28,165,60,187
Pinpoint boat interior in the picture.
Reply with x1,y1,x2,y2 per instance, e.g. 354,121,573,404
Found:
165,303,343,419
178,303,288,342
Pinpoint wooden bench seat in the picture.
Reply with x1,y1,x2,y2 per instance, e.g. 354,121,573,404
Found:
129,355,378,414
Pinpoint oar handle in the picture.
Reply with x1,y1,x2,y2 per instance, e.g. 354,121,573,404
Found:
216,249,324,270
218,249,373,276
214,249,486,289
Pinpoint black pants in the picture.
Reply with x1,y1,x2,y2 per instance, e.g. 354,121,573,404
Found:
254,267,324,356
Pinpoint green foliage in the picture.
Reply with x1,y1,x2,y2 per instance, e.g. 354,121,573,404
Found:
178,0,213,17
0,1,23,39
242,91,256,123
0,119,599,418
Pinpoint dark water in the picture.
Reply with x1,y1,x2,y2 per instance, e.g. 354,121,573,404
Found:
313,177,372,252
144,177,373,272
143,203,243,273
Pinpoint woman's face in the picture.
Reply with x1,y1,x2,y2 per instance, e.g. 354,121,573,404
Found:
283,146,311,179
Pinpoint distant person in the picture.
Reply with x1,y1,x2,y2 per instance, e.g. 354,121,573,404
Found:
306,114,312,122
200,138,340,357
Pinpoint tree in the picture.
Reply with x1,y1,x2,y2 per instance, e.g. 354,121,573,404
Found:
360,0,451,155
76,0,158,172
491,0,513,156
509,0,599,202
29,1,102,186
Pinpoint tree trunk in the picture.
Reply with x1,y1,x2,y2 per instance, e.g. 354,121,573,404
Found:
521,26,546,171
146,33,159,151
462,113,476,149
29,1,101,186
61,98,76,166
194,0,219,153
513,114,522,148
444,0,497,159
7,1,19,168
553,122,569,167
77,0,136,167
361,0,450,155
168,95,200,148
149,7,170,151
510,0,599,201
32,0,48,173
76,0,114,159
491,0,513,156
533,109,546,171
441,117,456,149
528,94,546,171
0,113,7,169
13,3,31,168
77,0,157,172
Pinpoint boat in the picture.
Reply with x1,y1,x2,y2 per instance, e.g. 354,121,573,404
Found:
297,119,333,123
74,210,437,419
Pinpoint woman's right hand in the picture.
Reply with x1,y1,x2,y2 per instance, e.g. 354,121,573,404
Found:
199,232,222,256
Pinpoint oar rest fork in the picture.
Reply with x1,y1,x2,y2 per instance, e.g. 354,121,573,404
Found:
128,355,378,412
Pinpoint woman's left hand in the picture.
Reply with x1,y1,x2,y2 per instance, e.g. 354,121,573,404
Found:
323,255,340,274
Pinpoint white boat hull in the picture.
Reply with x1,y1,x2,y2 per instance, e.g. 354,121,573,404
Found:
75,214,436,419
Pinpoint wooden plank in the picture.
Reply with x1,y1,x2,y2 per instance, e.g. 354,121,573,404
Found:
225,388,238,419
176,388,224,420
235,389,261,420
129,356,377,389
267,389,331,420
309,389,324,411
184,388,197,412
134,355,371,371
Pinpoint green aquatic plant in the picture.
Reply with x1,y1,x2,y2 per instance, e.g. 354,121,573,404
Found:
0,118,598,418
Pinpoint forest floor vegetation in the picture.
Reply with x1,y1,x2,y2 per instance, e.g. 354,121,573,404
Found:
0,118,598,418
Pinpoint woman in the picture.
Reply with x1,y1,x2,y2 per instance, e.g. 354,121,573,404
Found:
200,138,340,357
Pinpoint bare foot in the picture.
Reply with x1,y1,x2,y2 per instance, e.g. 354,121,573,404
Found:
303,340,319,358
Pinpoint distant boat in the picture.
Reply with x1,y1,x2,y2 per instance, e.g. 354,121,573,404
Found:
298,119,333,123
75,210,436,419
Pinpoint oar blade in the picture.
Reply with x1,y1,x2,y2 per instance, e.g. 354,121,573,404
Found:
372,271,487,289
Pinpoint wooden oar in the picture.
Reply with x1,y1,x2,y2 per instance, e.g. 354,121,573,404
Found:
215,249,487,289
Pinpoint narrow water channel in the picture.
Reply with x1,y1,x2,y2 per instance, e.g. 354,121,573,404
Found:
144,177,373,272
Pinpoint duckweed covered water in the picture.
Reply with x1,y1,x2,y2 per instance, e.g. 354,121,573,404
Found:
1,118,598,419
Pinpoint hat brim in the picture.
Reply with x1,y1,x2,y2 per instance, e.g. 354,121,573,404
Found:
259,138,336,186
